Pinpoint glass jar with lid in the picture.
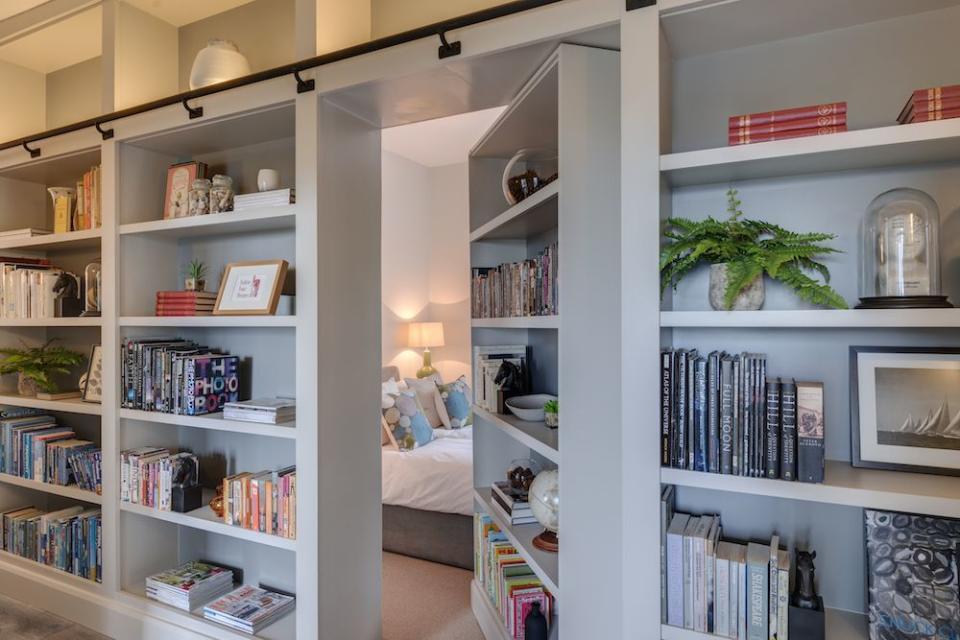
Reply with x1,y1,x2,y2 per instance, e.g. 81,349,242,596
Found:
187,178,211,216
209,174,234,214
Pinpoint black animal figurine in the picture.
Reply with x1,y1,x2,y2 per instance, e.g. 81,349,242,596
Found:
52,272,83,317
789,549,825,640
494,360,526,393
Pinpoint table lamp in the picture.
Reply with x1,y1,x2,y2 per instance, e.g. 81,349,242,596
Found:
408,322,444,379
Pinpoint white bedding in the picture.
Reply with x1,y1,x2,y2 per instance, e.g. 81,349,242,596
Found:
381,427,473,516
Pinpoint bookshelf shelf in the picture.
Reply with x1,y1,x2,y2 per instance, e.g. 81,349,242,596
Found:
661,119,960,187
0,549,101,593
660,607,867,640
0,394,101,416
474,488,559,596
469,182,559,242
474,406,559,464
119,493,297,552
0,473,102,504
119,316,296,328
471,316,559,330
470,579,512,640
118,206,296,239
0,317,102,327
661,462,960,519
0,229,102,252
119,409,296,439
660,308,960,328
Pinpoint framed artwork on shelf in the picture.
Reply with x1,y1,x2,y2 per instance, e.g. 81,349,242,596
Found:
82,344,103,403
214,260,289,316
851,346,960,475
163,161,207,220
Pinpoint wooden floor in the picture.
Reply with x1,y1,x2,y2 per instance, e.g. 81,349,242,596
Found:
0,593,109,640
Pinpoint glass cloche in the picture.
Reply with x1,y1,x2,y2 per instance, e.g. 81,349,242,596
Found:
857,188,952,309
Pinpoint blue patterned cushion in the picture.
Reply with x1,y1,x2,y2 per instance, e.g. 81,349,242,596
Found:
382,391,434,451
438,376,472,428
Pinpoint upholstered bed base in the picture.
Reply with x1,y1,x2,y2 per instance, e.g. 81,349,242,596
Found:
382,504,473,570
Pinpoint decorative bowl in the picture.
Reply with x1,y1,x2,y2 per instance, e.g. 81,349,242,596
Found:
505,394,558,422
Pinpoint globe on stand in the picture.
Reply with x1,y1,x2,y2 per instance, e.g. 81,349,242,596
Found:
528,469,559,553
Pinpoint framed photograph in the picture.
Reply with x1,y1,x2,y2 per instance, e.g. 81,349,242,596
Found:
214,260,289,316
163,161,206,220
82,345,103,403
865,508,960,639
851,346,960,475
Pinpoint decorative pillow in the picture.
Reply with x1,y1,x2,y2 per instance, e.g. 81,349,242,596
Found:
404,376,450,429
438,376,472,428
381,390,434,451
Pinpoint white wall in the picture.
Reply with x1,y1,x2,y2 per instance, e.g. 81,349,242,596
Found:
0,60,44,141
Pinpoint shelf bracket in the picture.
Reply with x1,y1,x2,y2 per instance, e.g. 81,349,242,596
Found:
182,99,204,120
22,141,40,158
293,70,315,94
437,30,461,59
625,0,656,9
94,122,114,140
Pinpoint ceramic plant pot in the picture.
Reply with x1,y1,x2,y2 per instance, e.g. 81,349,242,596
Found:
189,40,251,90
709,263,764,311
17,373,38,397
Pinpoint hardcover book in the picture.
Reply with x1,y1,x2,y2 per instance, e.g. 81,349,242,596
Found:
682,516,700,629
666,513,691,627
661,350,673,467
719,356,734,475
714,542,731,637
730,113,846,135
765,379,781,479
695,356,708,473
746,542,770,640
729,102,847,128
796,381,824,483
768,535,780,640
780,380,798,481
728,125,847,146
676,350,688,469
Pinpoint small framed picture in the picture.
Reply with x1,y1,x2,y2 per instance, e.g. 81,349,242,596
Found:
82,345,103,403
214,260,289,315
851,346,960,475
164,161,206,220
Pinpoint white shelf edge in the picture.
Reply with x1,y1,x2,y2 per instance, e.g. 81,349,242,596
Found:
661,308,960,328
0,394,102,416
119,409,297,439
474,405,559,463
0,228,102,251
0,549,102,592
0,317,102,327
118,206,296,236
119,315,296,328
469,181,559,242
471,316,559,329
470,579,512,640
0,472,102,504
119,500,297,551
474,488,559,596
661,607,866,640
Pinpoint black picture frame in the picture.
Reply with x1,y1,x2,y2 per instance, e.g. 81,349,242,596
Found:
850,345,960,476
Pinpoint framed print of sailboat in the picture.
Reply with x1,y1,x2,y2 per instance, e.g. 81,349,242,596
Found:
851,346,960,475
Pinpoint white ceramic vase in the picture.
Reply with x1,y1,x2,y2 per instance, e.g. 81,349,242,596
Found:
189,40,251,90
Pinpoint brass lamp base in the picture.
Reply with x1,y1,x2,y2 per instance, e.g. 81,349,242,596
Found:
416,348,437,379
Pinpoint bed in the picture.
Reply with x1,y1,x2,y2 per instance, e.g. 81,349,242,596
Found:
381,366,475,570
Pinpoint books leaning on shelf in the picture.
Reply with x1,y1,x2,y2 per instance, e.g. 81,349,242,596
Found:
475,513,554,639
145,561,235,611
203,584,296,634
473,345,528,413
660,348,824,484
74,165,103,231
898,84,960,123
223,398,296,425
222,466,296,539
471,242,557,319
0,256,79,320
233,188,295,211
119,448,199,510
728,102,847,145
121,337,241,415
155,291,218,317
1,504,101,582
491,481,538,525
0,414,102,493
664,510,791,639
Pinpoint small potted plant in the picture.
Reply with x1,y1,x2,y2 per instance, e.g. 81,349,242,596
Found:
0,340,85,397
543,399,558,429
661,189,847,310
184,259,207,292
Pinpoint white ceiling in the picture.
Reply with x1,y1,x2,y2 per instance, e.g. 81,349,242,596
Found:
0,4,101,74
382,107,505,168
121,0,257,27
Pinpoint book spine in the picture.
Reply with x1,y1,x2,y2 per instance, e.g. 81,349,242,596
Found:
729,102,847,128
683,534,694,629
909,106,960,122
738,560,748,640
719,358,734,475
686,353,697,470
676,353,687,469
707,354,719,473
730,556,740,640
667,532,685,627
729,125,846,145
662,351,672,467
730,114,846,135
797,382,824,483
694,536,705,632
769,551,779,640
899,95,960,122
780,380,798,481
715,555,729,638
696,359,709,473
913,85,960,102
765,379,781,479
777,565,789,640
748,562,767,640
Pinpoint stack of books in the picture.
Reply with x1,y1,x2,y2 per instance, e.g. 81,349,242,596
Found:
1,504,102,582
898,84,960,123
660,348,824,484
74,165,103,231
0,414,103,493
119,448,198,510
0,228,51,240
471,242,558,319
222,465,297,539
203,585,296,634
145,561,235,611
155,291,217,316
472,345,527,413
233,188,295,211
490,481,537,525
728,102,847,145
223,398,296,425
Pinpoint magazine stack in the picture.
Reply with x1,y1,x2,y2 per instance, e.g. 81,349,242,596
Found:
145,561,235,611
223,398,296,425
202,585,296,634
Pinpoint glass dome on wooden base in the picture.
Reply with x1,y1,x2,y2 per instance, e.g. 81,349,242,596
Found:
857,188,952,309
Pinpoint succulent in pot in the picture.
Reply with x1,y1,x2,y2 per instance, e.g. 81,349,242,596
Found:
543,399,558,428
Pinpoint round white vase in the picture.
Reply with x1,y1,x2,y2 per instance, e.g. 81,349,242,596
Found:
189,40,251,90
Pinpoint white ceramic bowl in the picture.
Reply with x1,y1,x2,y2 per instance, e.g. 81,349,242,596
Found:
505,394,558,422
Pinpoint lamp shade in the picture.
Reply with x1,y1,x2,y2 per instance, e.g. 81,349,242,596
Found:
408,322,444,348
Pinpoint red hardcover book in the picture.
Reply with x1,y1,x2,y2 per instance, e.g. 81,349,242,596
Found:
909,106,960,123
911,85,960,102
730,114,846,136
156,291,217,299
155,310,213,316
156,305,214,312
728,125,847,146
899,97,960,123
729,102,846,128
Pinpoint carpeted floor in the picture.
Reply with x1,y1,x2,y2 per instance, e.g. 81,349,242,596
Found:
383,552,483,640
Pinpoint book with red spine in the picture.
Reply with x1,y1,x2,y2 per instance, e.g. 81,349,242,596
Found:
730,114,846,136
156,291,217,300
899,96,960,123
909,106,960,123
729,102,846,128
728,125,847,146
910,85,960,102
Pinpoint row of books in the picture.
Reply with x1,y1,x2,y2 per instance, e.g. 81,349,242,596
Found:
75,165,103,231
119,447,198,510
471,242,558,319
898,83,960,124
472,345,528,414
728,102,846,145
155,291,217,317
475,513,553,640
223,398,296,425
223,466,297,539
0,414,102,493
0,257,68,320
233,188,295,211
121,337,241,415
2,505,101,582
660,348,824,484
490,480,537,525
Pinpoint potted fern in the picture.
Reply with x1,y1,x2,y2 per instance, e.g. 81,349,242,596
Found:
0,340,86,396
661,190,847,310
